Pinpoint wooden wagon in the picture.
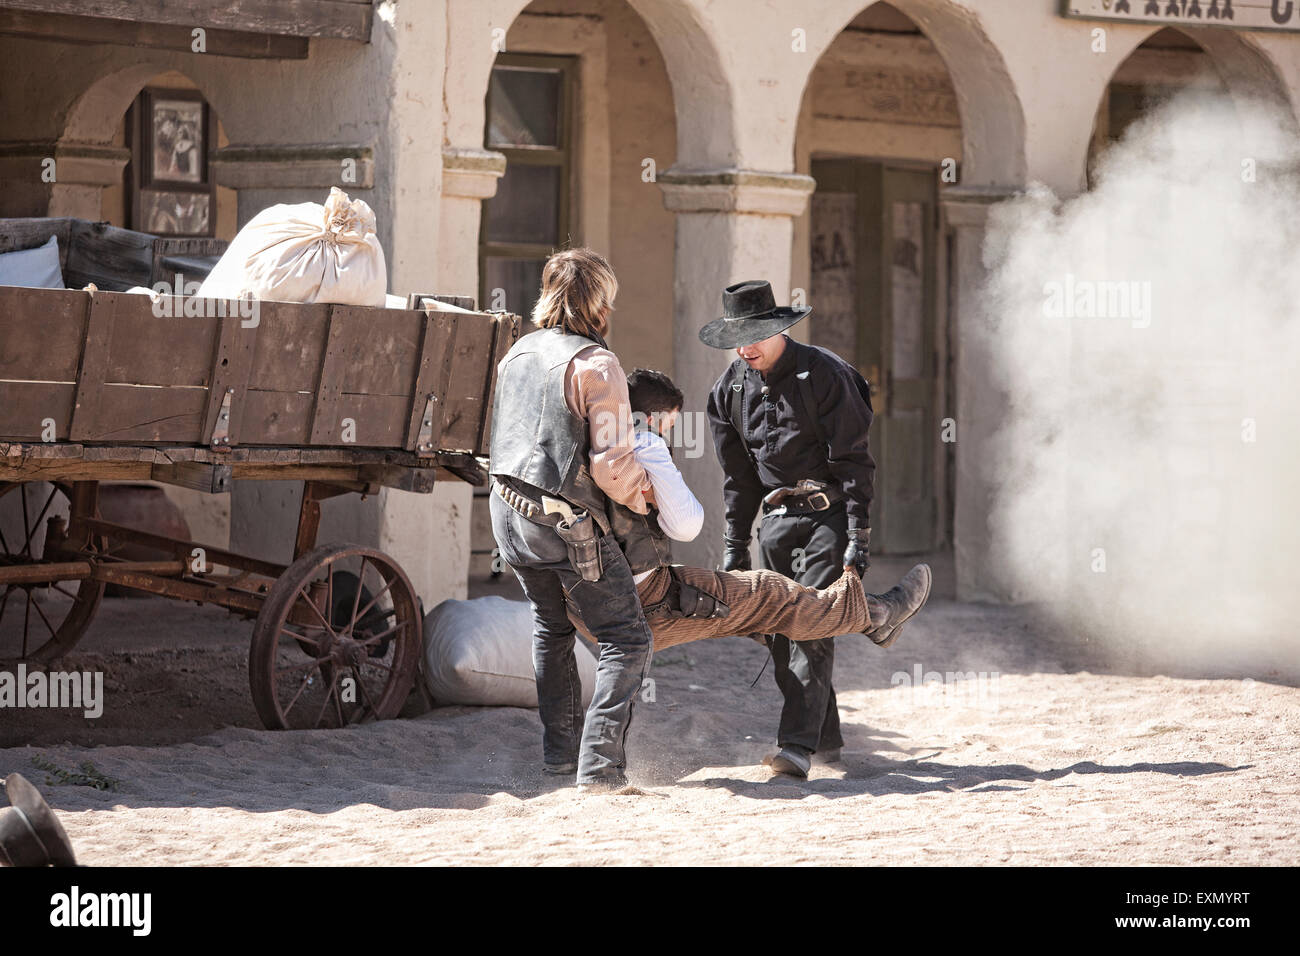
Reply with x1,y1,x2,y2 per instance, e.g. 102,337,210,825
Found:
0,282,519,730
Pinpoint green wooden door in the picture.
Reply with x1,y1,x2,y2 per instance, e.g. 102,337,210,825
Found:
810,159,938,554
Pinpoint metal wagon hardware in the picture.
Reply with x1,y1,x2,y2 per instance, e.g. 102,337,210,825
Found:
0,283,518,730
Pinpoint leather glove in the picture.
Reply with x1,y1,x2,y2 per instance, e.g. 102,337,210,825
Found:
843,527,871,575
721,535,752,572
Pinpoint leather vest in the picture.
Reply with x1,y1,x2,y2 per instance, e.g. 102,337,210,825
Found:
607,500,672,574
488,328,610,524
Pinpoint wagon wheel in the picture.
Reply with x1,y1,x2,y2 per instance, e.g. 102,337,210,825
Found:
248,544,421,730
0,482,105,662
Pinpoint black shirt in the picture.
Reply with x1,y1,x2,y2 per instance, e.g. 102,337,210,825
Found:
706,335,876,535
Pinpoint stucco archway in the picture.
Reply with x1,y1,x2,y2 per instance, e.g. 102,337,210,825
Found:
1083,24,1298,187
1167,22,1295,120
60,63,236,148
444,0,728,164
50,63,236,230
797,0,1028,189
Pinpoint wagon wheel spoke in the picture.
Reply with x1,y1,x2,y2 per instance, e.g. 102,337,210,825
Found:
297,584,340,641
313,675,338,728
22,486,59,559
280,625,322,650
350,665,381,719
0,482,104,662
29,594,58,640
353,577,396,627
21,591,32,659
326,563,335,633
356,619,407,649
344,557,367,636
281,662,324,718
357,656,393,674
330,674,346,727
20,485,30,552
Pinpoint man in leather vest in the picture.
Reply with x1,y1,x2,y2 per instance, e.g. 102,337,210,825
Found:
703,280,888,779
488,249,656,792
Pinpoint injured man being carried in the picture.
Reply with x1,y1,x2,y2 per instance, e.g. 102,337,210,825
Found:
569,368,932,654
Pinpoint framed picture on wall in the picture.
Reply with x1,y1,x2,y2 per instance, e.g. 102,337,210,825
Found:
148,94,205,184
138,190,210,236
130,87,216,237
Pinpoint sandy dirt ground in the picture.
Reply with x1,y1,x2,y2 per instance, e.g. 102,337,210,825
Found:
2,587,1297,866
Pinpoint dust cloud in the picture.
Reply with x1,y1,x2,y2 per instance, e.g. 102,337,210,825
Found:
981,89,1300,679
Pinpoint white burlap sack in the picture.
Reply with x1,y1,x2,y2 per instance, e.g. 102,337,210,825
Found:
422,596,598,708
198,187,386,305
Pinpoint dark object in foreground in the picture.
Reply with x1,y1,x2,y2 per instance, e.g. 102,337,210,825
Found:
0,773,77,867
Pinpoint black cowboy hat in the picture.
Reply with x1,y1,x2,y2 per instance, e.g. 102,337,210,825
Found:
0,773,77,867
698,280,811,350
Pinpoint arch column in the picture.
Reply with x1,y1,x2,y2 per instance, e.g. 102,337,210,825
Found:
941,185,1025,602
658,167,814,568
0,143,129,219
436,146,506,300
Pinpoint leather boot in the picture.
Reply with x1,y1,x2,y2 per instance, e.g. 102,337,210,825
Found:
863,563,932,648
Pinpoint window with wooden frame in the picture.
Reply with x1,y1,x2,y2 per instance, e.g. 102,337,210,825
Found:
479,53,576,319
128,87,217,237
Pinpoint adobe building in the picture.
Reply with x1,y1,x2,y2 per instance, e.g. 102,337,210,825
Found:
2,0,1297,607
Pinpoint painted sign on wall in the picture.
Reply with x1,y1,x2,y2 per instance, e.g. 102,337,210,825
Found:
1063,0,1300,32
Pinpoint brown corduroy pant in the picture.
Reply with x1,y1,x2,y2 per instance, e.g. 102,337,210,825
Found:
572,564,870,653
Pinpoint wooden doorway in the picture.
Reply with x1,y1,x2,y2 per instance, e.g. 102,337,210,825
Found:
810,158,939,554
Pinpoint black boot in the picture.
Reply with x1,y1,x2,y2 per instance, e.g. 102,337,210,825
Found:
862,564,932,648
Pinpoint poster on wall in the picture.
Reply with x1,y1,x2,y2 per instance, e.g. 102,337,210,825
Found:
810,192,858,363
890,202,925,382
1062,0,1300,33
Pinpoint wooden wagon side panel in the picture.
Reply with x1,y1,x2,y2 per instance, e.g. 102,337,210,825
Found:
69,292,218,443
0,287,88,441
308,305,422,448
2,287,510,461
105,298,219,386
87,384,210,442
438,311,496,453
240,301,331,445
476,312,520,457
200,309,261,448
404,310,457,454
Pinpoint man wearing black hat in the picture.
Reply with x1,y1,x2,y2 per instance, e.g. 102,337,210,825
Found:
703,280,918,778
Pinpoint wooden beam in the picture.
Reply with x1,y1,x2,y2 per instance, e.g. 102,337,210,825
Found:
0,0,374,42
150,460,233,494
0,9,310,58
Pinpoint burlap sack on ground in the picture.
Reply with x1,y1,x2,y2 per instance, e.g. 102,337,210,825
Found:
423,595,599,708
198,187,386,305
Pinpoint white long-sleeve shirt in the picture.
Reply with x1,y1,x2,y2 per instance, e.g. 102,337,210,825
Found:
629,429,703,584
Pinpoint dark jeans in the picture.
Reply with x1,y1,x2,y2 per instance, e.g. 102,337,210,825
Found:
757,502,847,755
489,489,653,784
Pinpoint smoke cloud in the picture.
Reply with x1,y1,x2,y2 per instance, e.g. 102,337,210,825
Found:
981,89,1300,680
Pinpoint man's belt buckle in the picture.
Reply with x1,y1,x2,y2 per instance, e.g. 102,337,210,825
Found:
808,491,831,511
